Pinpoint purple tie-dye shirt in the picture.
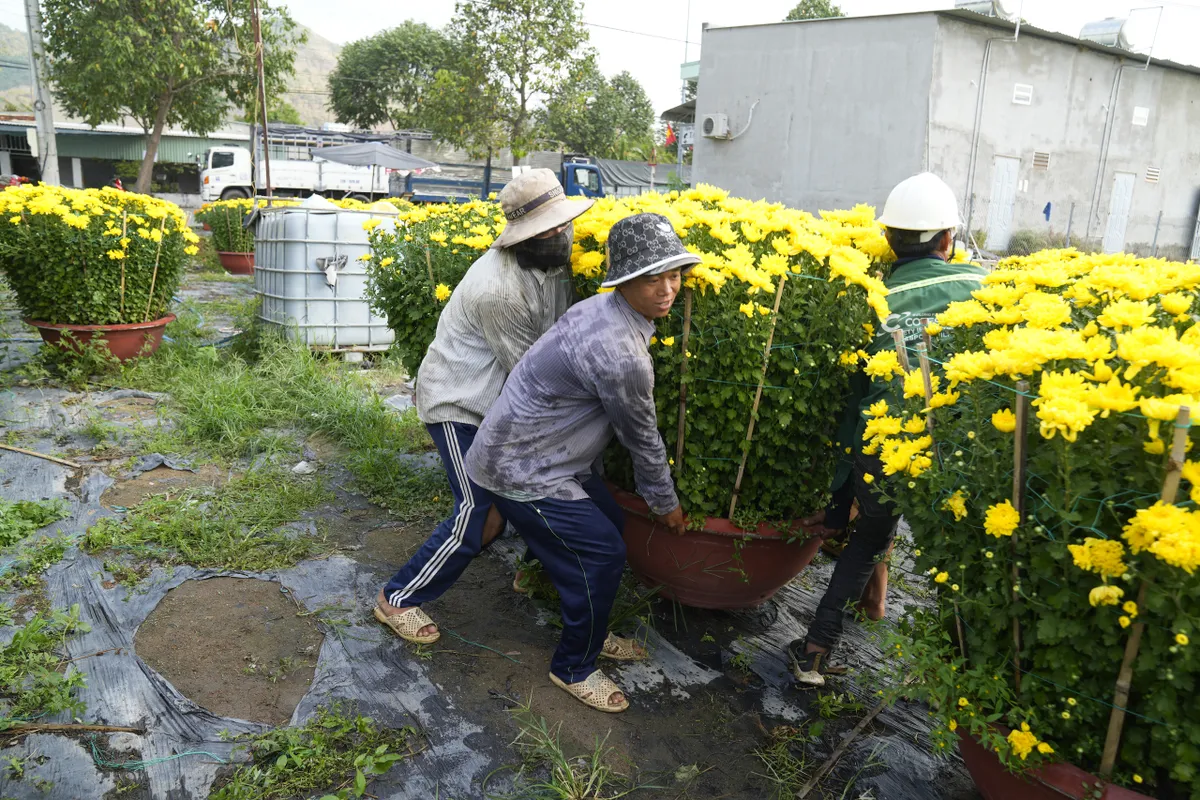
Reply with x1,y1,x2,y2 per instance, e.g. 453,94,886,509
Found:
464,291,679,515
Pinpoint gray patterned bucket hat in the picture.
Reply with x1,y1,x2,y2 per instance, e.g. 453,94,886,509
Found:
600,213,701,288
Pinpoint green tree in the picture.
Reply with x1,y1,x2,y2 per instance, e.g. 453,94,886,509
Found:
426,0,588,162
784,0,845,20
537,55,653,158
327,21,450,131
41,0,303,193
239,97,302,126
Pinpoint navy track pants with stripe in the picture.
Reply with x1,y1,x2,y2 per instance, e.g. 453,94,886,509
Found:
382,421,494,609
491,475,625,685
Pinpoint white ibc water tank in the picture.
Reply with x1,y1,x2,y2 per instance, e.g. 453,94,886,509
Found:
254,195,400,351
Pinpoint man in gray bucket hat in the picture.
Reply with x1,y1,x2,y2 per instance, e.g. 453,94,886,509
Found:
463,212,699,713
374,168,593,645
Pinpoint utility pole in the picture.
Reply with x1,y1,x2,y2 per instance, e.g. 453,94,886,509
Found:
23,0,59,185
250,0,272,198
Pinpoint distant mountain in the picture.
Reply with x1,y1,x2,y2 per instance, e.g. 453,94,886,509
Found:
281,25,341,128
0,23,33,111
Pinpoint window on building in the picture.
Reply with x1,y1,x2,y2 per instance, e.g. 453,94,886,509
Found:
1033,151,1051,169
1145,167,1161,184
1132,107,1150,126
1012,83,1033,105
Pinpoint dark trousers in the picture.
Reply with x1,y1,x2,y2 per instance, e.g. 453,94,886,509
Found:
491,475,626,684
804,454,899,651
382,421,495,608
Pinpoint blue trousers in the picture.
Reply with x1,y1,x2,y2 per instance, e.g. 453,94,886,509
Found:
491,475,625,684
382,421,495,608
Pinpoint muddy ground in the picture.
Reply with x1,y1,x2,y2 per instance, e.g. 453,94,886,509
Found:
0,263,980,800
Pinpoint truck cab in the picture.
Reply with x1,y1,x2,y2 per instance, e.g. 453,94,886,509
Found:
560,155,604,198
199,147,253,202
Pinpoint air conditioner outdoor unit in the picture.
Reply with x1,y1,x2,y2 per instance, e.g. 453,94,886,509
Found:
701,113,730,139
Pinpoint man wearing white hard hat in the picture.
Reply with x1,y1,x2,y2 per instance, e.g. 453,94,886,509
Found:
375,168,593,645
790,173,987,687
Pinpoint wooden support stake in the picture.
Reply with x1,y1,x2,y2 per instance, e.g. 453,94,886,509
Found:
796,698,888,799
1010,380,1031,695
143,215,169,322
916,337,936,433
728,275,788,519
674,287,693,480
6,723,143,735
119,211,127,316
1099,405,1190,777
425,247,436,291
891,328,911,372
0,444,80,469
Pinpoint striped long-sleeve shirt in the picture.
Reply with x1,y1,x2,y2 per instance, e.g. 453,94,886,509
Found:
416,248,575,427
464,291,680,515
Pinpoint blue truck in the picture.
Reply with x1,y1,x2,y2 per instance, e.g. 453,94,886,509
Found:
403,155,605,203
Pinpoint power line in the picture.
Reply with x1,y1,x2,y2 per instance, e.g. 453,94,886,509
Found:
582,21,699,45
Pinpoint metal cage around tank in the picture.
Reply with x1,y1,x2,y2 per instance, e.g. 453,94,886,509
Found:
254,203,399,352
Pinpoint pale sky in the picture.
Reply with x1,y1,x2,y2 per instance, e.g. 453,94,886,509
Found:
3,0,1198,115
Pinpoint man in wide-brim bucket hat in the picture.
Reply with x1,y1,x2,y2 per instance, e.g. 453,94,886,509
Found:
374,168,594,646
463,212,698,712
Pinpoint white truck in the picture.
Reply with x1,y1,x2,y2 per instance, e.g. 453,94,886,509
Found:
198,145,390,203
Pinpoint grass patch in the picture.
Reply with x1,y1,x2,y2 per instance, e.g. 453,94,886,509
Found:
0,499,70,548
0,606,88,730
753,723,821,799
83,467,334,581
209,703,419,800
0,537,70,594
485,700,654,799
119,333,447,521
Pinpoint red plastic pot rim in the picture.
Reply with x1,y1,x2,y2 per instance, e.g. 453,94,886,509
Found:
606,482,821,542
24,314,177,332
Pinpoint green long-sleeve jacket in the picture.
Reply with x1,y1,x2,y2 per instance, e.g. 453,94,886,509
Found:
830,256,989,491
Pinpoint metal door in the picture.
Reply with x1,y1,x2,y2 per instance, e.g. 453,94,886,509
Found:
1103,172,1136,254
1190,195,1200,261
985,156,1020,251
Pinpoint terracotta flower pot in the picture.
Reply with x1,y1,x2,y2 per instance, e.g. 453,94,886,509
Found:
26,314,176,362
958,731,1154,800
608,482,823,610
202,222,211,231
217,251,254,275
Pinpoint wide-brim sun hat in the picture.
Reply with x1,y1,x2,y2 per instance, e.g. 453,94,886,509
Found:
490,168,595,249
600,212,702,288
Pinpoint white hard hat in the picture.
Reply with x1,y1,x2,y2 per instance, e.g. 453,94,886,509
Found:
877,173,961,239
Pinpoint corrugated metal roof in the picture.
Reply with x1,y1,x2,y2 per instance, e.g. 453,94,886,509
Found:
0,123,246,164
707,9,1200,80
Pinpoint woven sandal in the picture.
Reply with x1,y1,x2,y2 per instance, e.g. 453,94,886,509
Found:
548,670,629,713
373,605,440,644
599,633,648,662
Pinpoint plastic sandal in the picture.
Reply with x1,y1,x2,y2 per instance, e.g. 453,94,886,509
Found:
373,605,440,644
599,633,648,662
548,670,629,713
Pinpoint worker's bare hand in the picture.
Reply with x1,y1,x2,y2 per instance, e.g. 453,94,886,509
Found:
659,505,687,536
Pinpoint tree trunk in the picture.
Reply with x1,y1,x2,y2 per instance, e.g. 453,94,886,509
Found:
135,90,173,194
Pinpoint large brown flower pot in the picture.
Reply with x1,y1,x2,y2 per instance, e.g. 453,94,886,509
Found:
958,732,1154,800
26,314,176,362
608,482,823,610
217,251,254,275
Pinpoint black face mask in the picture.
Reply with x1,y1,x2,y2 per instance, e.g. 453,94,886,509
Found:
512,223,573,270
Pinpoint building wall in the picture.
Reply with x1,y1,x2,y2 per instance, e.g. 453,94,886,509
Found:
692,15,936,212
931,16,1200,255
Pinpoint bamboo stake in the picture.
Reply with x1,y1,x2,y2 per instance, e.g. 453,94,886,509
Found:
143,215,168,322
1009,380,1031,695
796,699,888,798
1099,405,1190,777
674,287,693,480
119,211,127,316
425,247,436,290
916,335,936,434
5,723,142,735
0,444,80,469
891,328,911,372
728,275,788,519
